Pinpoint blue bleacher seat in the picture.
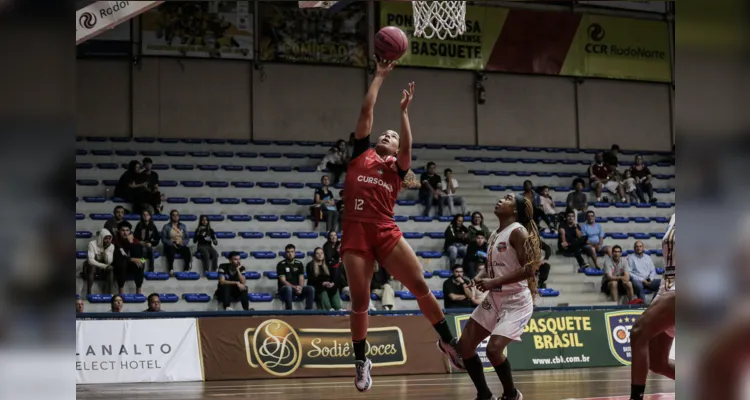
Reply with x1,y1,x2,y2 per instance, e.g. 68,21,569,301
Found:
431,290,444,299
141,150,162,157
652,217,670,223
608,233,629,239
218,198,240,204
249,293,274,302
611,217,630,223
424,271,434,279
538,288,560,297
263,271,278,279
144,272,170,280
631,233,651,239
403,232,425,239
86,137,107,142
437,216,453,222
183,139,202,144
294,199,315,206
83,196,106,203
76,149,87,155
222,165,244,172
243,198,265,205
233,182,256,188
515,171,533,177
270,198,292,205
631,217,650,223
181,215,198,222
554,201,566,208
238,152,258,158
230,215,253,222
121,294,147,303
111,197,126,203
124,213,139,221
296,166,317,173
282,182,305,189
167,197,188,204
434,270,452,279
159,180,178,187
183,293,211,303
76,251,87,259
426,232,445,239
220,251,248,259
650,232,664,238
654,188,671,194
634,203,652,208
277,251,305,259
261,153,282,158
102,179,118,186
267,232,292,239
205,272,221,280
158,293,179,303
181,181,204,187
416,251,443,259
213,151,234,158
252,252,277,259
294,232,319,239
648,249,663,256
244,271,262,280
97,162,119,169
485,185,506,191
76,213,85,220
255,215,279,222
540,231,558,239
282,215,305,222
397,291,416,300
472,170,491,176
215,232,236,239
76,179,98,186
133,137,155,143
172,164,194,170
272,166,293,172
655,267,665,275
615,203,632,208
191,197,214,204
165,150,187,157
583,268,604,276
655,202,672,208
258,182,280,189
396,200,417,206
190,151,210,157
91,149,113,156
175,272,201,280
198,165,219,171
394,216,408,222
87,294,112,303
88,213,111,220
76,231,93,239
410,216,434,222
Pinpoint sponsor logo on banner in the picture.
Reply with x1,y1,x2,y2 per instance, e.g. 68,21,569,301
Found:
76,1,163,45
524,313,593,350
79,12,97,29
604,310,644,365
75,319,202,384
584,22,667,61
454,315,506,372
243,319,406,377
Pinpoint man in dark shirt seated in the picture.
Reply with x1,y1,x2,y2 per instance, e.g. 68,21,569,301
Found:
442,265,480,309
144,293,162,312
419,161,443,216
462,232,488,279
277,244,315,310
216,251,251,311
558,211,590,269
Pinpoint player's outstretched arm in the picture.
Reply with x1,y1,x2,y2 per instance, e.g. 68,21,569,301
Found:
397,81,414,171
354,59,396,140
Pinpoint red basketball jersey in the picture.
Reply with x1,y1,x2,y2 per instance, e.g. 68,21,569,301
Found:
343,148,403,223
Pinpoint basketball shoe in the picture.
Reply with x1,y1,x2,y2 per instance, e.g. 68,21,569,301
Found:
354,359,372,392
501,389,523,400
437,338,465,371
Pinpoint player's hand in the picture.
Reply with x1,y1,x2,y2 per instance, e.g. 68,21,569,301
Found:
375,57,396,77
401,81,414,112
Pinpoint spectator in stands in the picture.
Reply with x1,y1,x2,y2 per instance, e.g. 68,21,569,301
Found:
581,210,612,269
468,211,491,241
76,298,84,313
444,214,469,267
133,209,160,272
317,141,348,184
628,241,661,303
110,294,123,313
622,169,640,204
371,262,395,311
216,252,251,311
604,144,620,175
115,160,152,214
589,152,626,203
441,168,466,216
145,293,161,312
419,162,443,216
630,154,657,203
141,158,164,214
537,242,552,289
336,189,345,227
323,230,341,267
307,247,342,311
566,178,589,223
83,228,114,295
463,231,488,279
521,180,554,232
312,175,339,232
443,265,481,309
194,215,219,273
103,205,126,235
277,244,315,310
538,186,559,232
558,211,590,269
113,221,144,295
161,210,191,275
601,245,634,303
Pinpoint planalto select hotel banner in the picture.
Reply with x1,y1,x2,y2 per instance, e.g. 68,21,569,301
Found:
380,3,671,82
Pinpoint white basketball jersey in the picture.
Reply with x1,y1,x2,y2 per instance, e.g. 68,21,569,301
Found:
660,214,676,293
486,222,528,295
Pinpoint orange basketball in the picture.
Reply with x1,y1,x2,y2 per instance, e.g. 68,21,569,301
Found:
375,26,408,61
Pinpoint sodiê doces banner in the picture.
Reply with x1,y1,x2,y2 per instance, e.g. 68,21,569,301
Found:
380,4,671,82
451,309,649,371
199,315,448,380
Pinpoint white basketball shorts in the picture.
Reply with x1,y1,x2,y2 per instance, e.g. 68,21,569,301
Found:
470,291,533,341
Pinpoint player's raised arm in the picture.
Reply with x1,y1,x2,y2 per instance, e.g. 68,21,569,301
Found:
397,81,414,171
354,59,396,140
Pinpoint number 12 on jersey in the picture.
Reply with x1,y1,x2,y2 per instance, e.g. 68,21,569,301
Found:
354,198,364,211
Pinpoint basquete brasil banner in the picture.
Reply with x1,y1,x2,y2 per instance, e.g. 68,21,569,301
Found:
380,3,671,82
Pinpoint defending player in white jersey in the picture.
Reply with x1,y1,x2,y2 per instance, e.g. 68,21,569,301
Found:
629,213,675,400
457,193,542,400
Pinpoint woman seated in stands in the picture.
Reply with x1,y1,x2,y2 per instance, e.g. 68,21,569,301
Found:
193,215,219,273
160,210,191,275
114,160,152,214
311,175,339,232
317,140,348,184
307,247,342,311
133,209,160,272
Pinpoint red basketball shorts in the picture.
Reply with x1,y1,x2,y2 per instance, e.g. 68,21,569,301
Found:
340,219,403,264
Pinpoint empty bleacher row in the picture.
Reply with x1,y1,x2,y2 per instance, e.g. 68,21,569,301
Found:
76,138,675,311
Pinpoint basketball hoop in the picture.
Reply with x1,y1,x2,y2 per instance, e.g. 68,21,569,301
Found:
412,1,467,40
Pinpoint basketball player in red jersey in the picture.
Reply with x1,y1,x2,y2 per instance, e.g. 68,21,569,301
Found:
341,59,464,392
629,214,675,400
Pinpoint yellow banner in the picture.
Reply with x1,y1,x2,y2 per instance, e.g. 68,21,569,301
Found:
563,15,672,82
379,2,507,70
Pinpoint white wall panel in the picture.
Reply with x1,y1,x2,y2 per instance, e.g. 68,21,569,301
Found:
478,74,577,148
77,59,130,137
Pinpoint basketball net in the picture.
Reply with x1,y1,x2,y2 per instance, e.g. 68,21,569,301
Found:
412,1,467,40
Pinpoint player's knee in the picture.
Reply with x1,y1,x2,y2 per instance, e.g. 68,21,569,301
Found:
404,279,430,298
349,292,370,312
486,339,507,363
630,319,648,346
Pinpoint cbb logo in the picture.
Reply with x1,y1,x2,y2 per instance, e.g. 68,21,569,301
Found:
79,12,97,29
252,319,302,377
587,23,605,42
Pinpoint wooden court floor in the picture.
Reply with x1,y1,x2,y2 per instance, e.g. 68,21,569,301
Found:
76,367,675,400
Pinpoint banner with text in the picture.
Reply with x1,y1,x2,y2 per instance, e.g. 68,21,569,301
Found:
76,318,203,384
451,309,650,371
259,1,368,66
199,315,447,380
379,4,671,82
141,1,253,59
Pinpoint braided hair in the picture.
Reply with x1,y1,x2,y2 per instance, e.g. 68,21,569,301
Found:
514,194,543,298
